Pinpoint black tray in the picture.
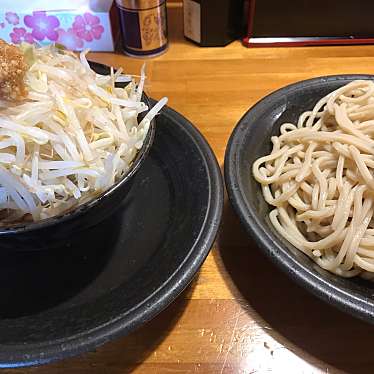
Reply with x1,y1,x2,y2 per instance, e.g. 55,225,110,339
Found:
0,104,223,367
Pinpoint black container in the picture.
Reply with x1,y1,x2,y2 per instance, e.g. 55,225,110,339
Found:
244,0,374,47
225,75,374,324
0,62,155,251
0,98,223,368
183,0,245,46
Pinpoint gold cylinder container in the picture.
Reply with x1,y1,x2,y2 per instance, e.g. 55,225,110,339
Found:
116,0,168,57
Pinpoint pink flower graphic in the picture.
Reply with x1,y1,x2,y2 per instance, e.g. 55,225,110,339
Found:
5,12,19,26
57,28,83,51
24,11,60,41
10,27,34,44
73,13,104,42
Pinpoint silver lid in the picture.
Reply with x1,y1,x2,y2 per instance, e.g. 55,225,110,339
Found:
115,0,164,10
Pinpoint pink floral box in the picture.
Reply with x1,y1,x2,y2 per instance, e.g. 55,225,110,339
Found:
0,1,116,51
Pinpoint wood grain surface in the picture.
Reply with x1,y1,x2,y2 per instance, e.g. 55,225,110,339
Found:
9,4,374,374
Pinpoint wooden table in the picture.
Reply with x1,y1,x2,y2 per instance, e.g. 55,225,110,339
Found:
12,4,374,374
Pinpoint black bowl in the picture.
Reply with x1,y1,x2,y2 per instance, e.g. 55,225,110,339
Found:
0,99,223,368
225,74,374,323
0,62,155,251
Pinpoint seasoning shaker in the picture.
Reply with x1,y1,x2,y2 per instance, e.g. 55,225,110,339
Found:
115,0,168,57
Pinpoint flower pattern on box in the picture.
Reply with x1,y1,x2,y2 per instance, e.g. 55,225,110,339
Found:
24,11,60,41
73,13,104,42
1,10,107,51
10,27,34,44
5,12,19,26
57,28,83,50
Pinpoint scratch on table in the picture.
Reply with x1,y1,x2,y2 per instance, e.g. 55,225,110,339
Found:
219,311,240,374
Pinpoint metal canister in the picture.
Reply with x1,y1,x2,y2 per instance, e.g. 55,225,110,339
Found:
116,0,168,57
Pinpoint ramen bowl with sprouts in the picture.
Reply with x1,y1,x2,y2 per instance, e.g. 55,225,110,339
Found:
0,41,167,250
225,75,374,324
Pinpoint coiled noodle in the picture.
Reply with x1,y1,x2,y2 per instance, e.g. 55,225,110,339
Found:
253,80,374,279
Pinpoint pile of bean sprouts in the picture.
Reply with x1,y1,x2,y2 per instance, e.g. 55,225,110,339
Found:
0,44,167,222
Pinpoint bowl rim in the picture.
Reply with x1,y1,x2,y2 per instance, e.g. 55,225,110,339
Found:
224,74,374,323
0,76,156,235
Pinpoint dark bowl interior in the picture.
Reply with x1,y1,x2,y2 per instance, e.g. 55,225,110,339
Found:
225,74,374,323
0,62,155,251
